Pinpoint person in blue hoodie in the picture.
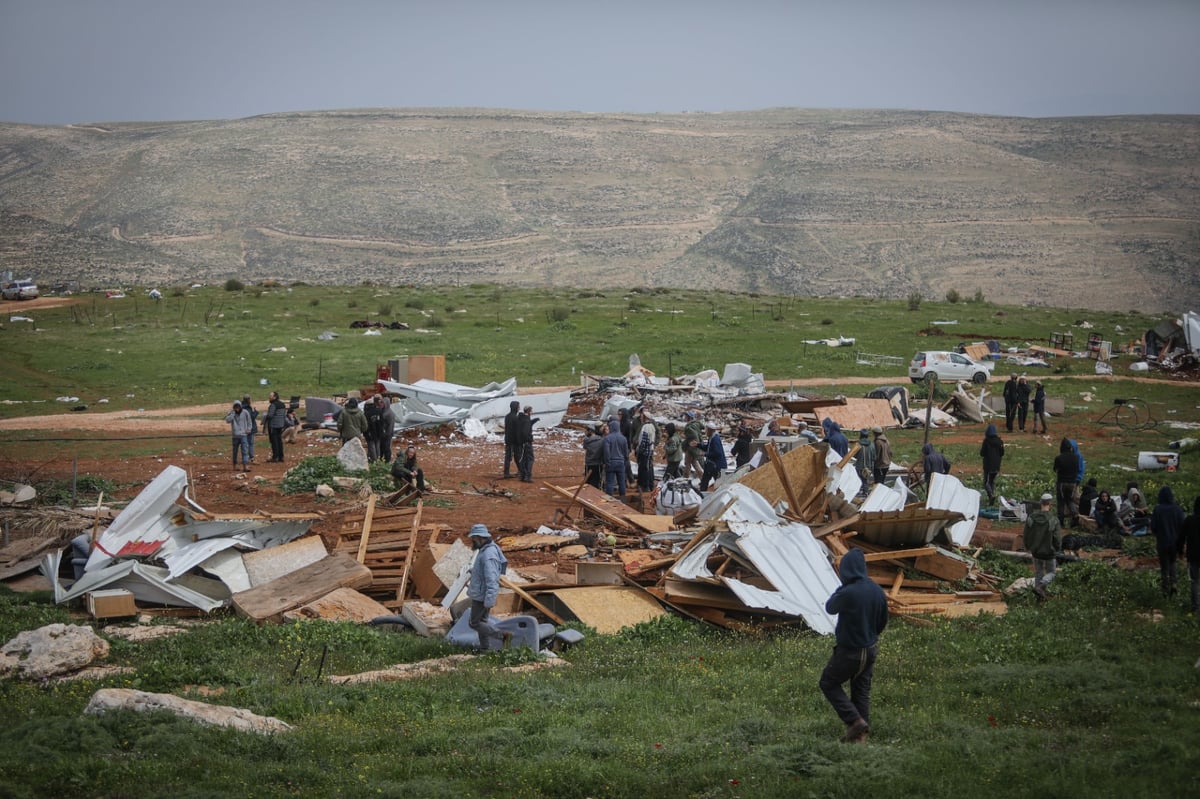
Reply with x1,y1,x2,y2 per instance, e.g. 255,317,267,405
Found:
699,421,727,492
819,548,889,743
822,418,849,458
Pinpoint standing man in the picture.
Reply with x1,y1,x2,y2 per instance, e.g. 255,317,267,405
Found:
731,422,753,469
634,407,658,492
871,427,892,487
699,421,727,492
603,420,630,498
855,429,876,491
242,394,259,464
336,398,368,445
1031,381,1049,434
1016,375,1031,432
683,411,706,479
466,524,508,650
823,418,849,458
1023,493,1062,600
1002,373,1019,433
515,405,536,482
1053,437,1080,528
365,394,396,462
819,548,888,744
1150,486,1185,598
263,390,288,463
662,422,684,480
979,423,1005,505
583,425,605,489
1181,495,1200,614
224,400,253,471
502,400,521,478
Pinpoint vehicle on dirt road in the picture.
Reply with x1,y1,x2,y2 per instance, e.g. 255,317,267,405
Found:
2,279,39,301
908,350,993,384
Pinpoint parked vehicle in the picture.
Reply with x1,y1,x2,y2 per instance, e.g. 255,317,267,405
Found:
908,350,993,384
1,279,39,301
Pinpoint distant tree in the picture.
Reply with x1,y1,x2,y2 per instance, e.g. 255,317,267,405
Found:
224,278,243,292
945,288,961,304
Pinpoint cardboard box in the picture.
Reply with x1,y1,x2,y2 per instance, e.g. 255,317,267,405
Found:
86,589,137,619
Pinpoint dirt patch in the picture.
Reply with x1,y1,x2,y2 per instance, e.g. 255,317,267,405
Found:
0,296,81,314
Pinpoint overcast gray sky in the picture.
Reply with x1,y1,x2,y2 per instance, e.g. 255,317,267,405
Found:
2,0,1198,125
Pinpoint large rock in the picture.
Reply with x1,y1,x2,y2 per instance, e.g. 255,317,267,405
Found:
336,438,369,472
85,688,293,734
1,623,110,680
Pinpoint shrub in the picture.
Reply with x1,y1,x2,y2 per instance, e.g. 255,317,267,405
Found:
945,288,961,303
309,298,320,307
223,278,244,292
405,298,426,310
907,291,923,311
973,287,986,303
546,307,570,323
378,303,393,317
426,314,444,328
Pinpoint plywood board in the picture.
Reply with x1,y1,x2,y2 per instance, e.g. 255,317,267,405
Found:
231,554,372,623
815,397,899,434
736,442,828,518
544,586,666,633
625,514,677,533
242,535,329,587
495,532,577,551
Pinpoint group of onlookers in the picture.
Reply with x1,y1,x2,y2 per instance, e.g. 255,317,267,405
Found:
223,392,298,470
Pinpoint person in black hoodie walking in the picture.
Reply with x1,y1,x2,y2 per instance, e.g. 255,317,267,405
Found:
1150,485,1186,597
979,423,1005,505
1053,438,1081,528
819,548,889,744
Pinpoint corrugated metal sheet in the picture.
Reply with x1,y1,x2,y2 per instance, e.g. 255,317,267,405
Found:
851,506,964,548
926,472,981,546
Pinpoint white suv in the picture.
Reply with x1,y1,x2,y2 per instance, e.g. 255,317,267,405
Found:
1,279,39,301
908,350,993,384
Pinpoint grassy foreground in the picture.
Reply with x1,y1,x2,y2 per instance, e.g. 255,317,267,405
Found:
1,557,1198,799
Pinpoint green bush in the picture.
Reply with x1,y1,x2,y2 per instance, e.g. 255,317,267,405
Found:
907,291,923,310
945,288,961,303
223,278,243,292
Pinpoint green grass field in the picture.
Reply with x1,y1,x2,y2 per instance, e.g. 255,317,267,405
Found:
1,284,1198,797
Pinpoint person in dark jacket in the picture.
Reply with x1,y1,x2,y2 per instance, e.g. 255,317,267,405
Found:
1002,373,1019,432
1181,495,1200,613
502,400,521,478
1031,380,1048,434
731,422,753,469
823,418,849,458
1078,477,1100,520
1150,485,1186,597
699,422,727,492
1053,438,1081,528
979,424,1005,505
662,422,684,480
1092,489,1127,536
515,405,536,482
1015,375,1031,432
602,420,630,498
390,446,425,493
263,390,289,463
819,548,889,744
364,394,396,463
921,442,950,489
583,426,605,489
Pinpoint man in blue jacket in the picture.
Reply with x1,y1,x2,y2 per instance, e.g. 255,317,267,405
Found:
819,548,889,743
466,524,509,650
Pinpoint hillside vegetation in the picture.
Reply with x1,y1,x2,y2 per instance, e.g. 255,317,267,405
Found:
1,108,1198,312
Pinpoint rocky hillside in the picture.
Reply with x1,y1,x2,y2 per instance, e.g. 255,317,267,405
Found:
1,108,1197,311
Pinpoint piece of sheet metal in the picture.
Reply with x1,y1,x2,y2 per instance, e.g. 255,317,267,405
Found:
925,472,981,547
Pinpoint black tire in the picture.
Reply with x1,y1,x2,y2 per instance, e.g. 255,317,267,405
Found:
924,372,938,383
972,371,988,384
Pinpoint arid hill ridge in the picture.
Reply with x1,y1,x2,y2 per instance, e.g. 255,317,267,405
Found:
1,107,1197,312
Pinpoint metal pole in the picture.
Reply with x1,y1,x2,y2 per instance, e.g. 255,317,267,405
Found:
923,375,936,446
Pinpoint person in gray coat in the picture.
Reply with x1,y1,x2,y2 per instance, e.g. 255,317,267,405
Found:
466,524,509,650
224,400,253,471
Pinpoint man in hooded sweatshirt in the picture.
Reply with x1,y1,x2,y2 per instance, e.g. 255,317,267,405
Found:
871,427,892,486
820,548,888,744
823,418,849,458
1053,438,1081,528
502,400,521,478
921,442,950,489
466,524,509,650
979,424,1005,505
1024,493,1062,600
1150,486,1185,597
336,397,368,445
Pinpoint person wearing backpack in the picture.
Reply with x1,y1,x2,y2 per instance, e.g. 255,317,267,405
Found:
1024,493,1063,600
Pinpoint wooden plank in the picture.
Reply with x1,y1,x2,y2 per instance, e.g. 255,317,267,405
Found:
915,551,971,582
500,576,566,624
543,586,666,634
862,546,938,562
355,494,377,564
546,483,636,531
766,441,802,519
889,570,904,598
231,554,373,623
396,501,423,602
624,514,676,534
282,587,392,623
